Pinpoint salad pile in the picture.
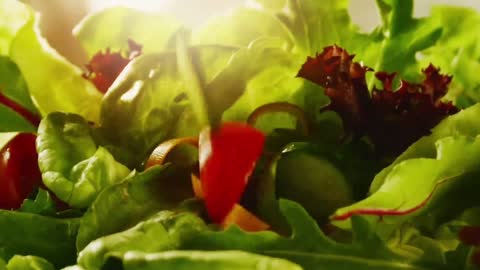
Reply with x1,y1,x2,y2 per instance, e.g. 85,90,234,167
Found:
2,0,480,269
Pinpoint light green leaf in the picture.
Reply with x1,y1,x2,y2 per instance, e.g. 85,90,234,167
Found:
0,0,31,55
10,15,102,122
332,136,480,236
0,132,16,151
277,0,355,55
211,38,299,124
6,255,55,270
176,31,209,127
371,104,480,192
74,7,182,57
193,7,293,48
78,209,207,270
118,251,303,270
418,6,480,107
37,112,130,208
99,46,236,166
184,200,438,270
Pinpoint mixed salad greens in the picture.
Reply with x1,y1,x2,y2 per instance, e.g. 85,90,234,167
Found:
2,0,480,269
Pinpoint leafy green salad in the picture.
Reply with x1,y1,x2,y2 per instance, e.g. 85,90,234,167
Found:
2,0,480,269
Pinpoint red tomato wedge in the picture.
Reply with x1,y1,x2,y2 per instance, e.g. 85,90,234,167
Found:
199,122,265,223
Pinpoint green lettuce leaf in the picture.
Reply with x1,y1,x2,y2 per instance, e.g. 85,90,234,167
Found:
0,104,35,132
350,0,442,82
193,7,293,48
73,7,182,57
0,56,37,114
36,112,130,208
332,135,480,237
274,0,357,55
78,209,207,269
76,165,194,251
418,6,480,108
18,189,56,216
105,251,302,270
184,200,442,270
0,210,79,268
371,104,480,192
77,197,448,269
99,39,289,165
0,64,36,130
10,14,102,122
6,255,55,270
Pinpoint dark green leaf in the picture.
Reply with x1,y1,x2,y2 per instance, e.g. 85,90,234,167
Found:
0,210,79,268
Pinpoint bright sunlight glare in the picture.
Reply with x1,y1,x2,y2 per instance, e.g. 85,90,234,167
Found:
89,0,244,27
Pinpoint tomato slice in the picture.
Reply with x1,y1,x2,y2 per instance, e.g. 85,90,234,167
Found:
0,133,42,209
199,122,265,223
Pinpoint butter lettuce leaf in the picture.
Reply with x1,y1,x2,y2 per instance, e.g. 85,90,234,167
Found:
78,209,207,269
99,46,236,166
75,165,194,251
36,112,130,208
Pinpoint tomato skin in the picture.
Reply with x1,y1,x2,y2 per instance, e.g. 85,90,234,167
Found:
199,122,265,223
0,133,42,210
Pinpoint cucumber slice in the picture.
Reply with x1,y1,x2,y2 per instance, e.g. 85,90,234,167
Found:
276,150,354,221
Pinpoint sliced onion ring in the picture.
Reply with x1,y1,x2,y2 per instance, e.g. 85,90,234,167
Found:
247,102,310,136
145,136,199,169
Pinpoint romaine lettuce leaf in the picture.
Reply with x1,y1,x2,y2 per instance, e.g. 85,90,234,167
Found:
36,112,130,208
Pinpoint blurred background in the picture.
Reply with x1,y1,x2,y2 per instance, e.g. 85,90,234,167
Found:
22,0,480,66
